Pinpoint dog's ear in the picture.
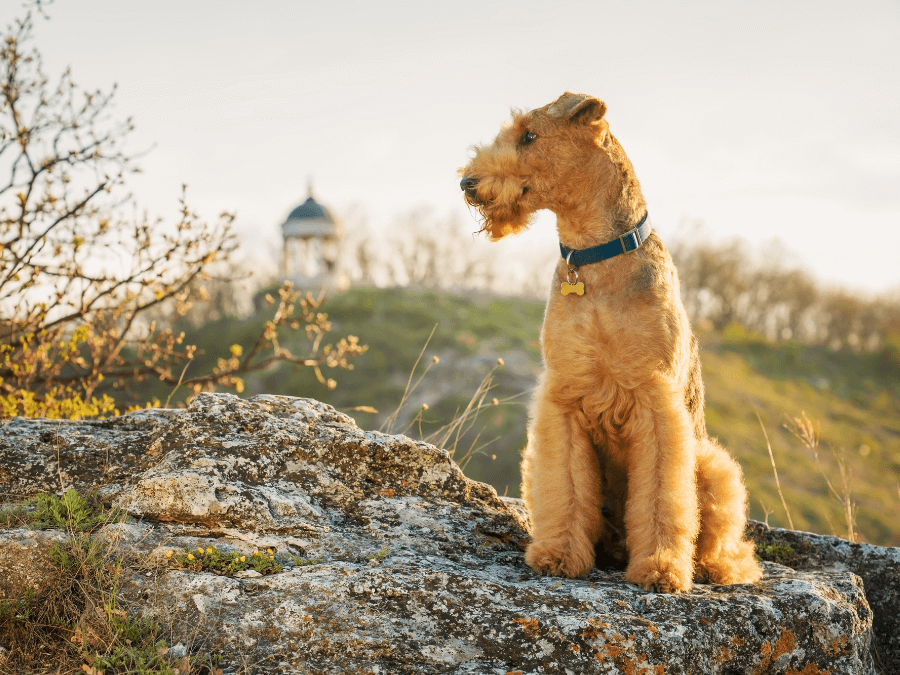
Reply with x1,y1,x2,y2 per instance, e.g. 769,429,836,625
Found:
548,92,607,125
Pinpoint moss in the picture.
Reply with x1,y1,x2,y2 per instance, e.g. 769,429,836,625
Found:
289,555,327,567
366,546,391,562
756,542,801,567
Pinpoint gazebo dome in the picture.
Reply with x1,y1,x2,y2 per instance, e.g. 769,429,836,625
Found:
281,192,338,239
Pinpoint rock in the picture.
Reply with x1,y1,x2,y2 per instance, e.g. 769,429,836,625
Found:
0,392,894,674
749,521,900,674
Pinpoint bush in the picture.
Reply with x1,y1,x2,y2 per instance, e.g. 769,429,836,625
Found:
0,13,364,420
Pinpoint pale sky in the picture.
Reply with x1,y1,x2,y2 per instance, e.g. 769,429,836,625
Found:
24,0,900,293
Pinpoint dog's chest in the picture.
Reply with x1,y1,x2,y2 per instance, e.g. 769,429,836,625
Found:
539,270,688,396
541,290,647,365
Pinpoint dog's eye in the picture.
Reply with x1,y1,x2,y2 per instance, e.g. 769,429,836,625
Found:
520,130,537,146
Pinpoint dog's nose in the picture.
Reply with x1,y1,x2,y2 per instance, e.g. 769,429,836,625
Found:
460,176,478,198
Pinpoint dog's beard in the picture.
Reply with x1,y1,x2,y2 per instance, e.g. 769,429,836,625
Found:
469,201,533,241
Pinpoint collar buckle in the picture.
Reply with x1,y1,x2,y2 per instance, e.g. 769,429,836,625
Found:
618,225,644,254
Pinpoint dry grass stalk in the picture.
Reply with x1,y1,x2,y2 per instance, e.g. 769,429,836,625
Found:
756,411,795,530
421,364,504,469
785,411,858,542
380,332,522,470
380,324,438,435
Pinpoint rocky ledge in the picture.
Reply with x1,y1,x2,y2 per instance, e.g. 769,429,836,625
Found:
1,393,896,674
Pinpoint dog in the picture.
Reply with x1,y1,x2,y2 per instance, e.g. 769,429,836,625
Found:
459,92,761,592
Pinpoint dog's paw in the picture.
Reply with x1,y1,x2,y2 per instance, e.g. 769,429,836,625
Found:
696,543,763,586
626,553,692,593
525,540,594,579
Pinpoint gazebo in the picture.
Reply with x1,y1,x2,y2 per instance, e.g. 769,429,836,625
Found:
279,185,344,292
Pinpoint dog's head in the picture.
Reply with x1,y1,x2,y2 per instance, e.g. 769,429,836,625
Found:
458,92,609,241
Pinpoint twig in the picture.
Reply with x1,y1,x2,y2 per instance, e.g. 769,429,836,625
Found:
165,358,193,408
757,499,773,527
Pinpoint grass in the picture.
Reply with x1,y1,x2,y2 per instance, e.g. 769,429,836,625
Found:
0,491,225,674
0,503,29,529
1,489,128,533
0,488,334,672
756,411,794,531
378,324,515,469
117,287,900,546
33,489,128,532
702,326,900,545
288,556,327,567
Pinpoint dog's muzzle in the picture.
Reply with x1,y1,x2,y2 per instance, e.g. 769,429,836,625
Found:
460,176,479,202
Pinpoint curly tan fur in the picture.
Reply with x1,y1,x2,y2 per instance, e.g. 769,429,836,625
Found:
459,92,761,592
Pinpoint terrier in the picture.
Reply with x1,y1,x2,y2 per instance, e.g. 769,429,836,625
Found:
459,92,761,592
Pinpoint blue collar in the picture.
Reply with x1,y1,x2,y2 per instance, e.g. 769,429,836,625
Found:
559,213,651,267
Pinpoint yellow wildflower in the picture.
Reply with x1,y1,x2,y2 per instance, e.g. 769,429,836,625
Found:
187,554,195,561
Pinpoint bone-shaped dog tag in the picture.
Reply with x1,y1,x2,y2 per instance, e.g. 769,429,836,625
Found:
561,281,585,296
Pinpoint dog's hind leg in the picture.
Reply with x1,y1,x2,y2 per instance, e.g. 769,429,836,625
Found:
694,438,763,585
521,382,603,579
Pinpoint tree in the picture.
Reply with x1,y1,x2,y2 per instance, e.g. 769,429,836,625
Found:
0,13,364,419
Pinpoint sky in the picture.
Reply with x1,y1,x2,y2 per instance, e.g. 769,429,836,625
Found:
19,0,900,294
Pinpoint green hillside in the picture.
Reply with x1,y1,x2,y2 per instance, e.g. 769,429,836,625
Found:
136,287,900,547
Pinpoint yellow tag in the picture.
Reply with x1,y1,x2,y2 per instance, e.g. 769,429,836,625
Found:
561,281,585,296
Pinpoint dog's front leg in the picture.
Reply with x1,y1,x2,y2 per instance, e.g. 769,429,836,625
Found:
521,383,602,579
622,374,700,593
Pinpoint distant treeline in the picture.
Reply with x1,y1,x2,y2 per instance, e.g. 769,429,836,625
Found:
667,238,900,353
340,211,900,355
